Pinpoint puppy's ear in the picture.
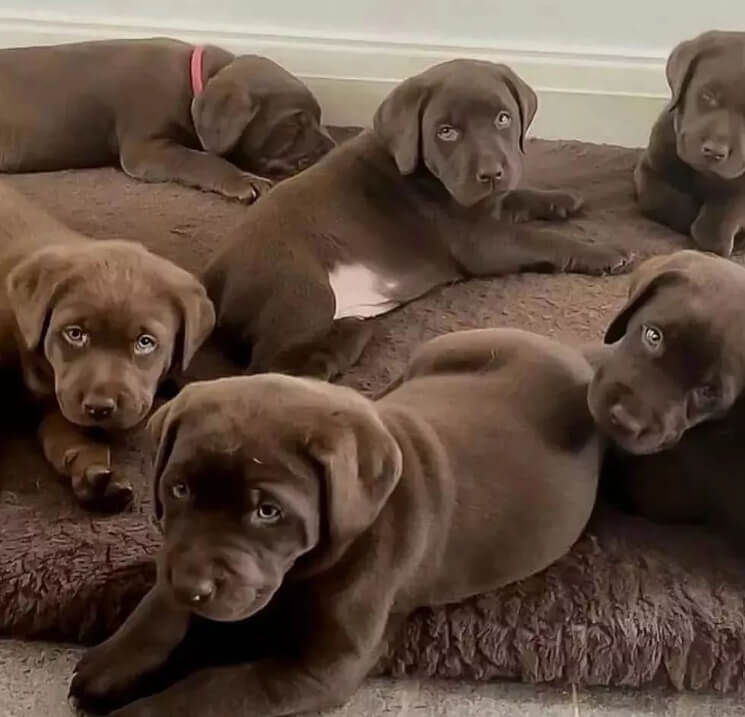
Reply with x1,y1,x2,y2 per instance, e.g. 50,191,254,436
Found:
495,65,537,153
604,258,685,344
666,37,703,111
308,406,402,547
192,66,260,155
666,31,727,111
6,246,74,351
373,78,428,175
147,398,181,520
177,282,216,371
164,267,216,371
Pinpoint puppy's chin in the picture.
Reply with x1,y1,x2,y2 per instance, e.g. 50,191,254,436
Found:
445,177,518,208
189,586,277,623
601,427,682,456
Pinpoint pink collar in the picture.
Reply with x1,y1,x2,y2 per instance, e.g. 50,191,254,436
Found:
190,45,206,96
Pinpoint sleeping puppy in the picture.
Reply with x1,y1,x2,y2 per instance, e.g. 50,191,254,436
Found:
635,31,745,256
204,59,631,380
0,38,333,202
0,183,215,511
588,251,745,549
70,328,601,716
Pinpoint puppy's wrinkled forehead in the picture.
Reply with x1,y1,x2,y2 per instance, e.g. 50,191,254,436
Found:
692,52,745,101
52,263,178,327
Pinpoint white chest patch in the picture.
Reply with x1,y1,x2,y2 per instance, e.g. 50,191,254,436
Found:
328,263,401,320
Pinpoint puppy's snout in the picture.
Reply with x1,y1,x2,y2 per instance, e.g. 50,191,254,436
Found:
608,402,644,438
82,395,117,421
701,139,730,162
170,566,217,607
477,165,504,184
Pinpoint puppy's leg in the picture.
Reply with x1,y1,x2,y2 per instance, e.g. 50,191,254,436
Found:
634,160,700,235
70,584,191,714
120,138,272,203
294,318,375,381
452,224,633,277
39,408,133,512
690,201,744,257
99,601,393,717
502,188,583,222
248,283,365,381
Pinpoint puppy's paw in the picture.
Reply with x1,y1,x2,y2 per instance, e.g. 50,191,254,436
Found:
66,448,134,513
538,191,584,220
570,246,634,276
222,173,273,204
69,644,146,714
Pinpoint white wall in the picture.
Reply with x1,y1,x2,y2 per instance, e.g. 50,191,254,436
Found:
1,1,745,145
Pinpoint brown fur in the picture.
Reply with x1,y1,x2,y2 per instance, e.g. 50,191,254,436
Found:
635,31,745,256
70,328,600,716
0,38,334,202
0,182,215,511
589,251,745,551
204,60,632,381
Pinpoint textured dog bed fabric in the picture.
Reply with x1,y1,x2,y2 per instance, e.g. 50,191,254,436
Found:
2,130,745,693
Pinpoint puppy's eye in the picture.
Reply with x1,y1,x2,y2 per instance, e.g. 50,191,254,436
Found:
436,125,460,142
641,324,664,353
255,503,283,524
171,482,190,500
701,91,718,107
62,325,89,348
495,111,512,128
134,333,159,355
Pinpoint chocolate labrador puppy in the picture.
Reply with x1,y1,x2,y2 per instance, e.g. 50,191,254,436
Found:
588,251,745,549
0,38,333,202
0,182,215,511
204,59,631,380
70,328,601,716
635,31,745,256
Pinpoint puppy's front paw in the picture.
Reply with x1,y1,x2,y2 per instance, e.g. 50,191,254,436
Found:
65,448,134,513
223,173,273,204
69,643,146,714
538,191,584,220
570,245,634,276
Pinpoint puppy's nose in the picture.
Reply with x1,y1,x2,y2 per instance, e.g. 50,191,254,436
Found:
608,402,644,437
477,165,504,184
83,396,117,421
701,140,730,162
170,570,216,606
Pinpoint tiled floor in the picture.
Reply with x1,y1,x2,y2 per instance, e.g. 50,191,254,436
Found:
2,640,744,717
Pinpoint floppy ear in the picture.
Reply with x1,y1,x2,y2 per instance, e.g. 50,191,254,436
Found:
307,407,403,547
373,78,428,175
173,278,216,371
191,66,261,155
666,36,704,111
604,265,684,344
5,245,74,351
147,398,181,520
495,64,537,153
665,31,730,111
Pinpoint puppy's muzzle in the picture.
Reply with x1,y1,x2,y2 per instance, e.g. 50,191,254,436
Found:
82,394,117,422
700,138,731,164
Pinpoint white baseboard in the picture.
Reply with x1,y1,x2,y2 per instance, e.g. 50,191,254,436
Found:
0,11,671,147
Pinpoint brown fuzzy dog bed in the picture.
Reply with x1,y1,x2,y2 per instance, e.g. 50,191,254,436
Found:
2,131,745,694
